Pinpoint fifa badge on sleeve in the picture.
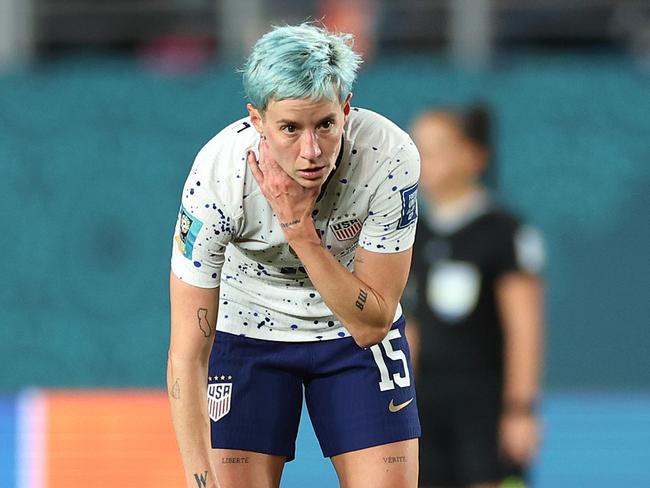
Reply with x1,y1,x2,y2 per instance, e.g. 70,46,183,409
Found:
175,206,203,259
398,183,418,229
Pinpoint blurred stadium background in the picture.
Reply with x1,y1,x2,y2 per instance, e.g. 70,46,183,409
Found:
1,0,649,486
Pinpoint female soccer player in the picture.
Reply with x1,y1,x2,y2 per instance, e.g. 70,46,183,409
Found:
168,23,421,488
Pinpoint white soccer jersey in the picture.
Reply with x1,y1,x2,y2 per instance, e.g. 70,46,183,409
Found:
171,107,420,341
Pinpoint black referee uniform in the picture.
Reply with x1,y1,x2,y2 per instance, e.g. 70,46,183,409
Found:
407,197,543,487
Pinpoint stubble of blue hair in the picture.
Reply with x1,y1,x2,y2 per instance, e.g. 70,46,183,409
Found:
242,23,363,111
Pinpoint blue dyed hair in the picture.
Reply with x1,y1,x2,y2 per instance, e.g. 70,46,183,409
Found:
243,23,362,111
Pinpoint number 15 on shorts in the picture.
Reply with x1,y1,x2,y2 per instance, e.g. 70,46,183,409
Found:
370,329,411,391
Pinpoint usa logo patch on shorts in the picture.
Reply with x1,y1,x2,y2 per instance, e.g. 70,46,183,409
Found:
330,218,362,241
207,381,232,422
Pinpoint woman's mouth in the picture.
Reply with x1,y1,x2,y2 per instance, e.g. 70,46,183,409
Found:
297,166,327,180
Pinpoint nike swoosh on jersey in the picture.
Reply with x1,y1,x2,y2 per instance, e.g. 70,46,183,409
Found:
388,398,414,413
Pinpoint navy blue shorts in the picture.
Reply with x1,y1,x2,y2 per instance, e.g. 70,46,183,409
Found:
207,316,420,461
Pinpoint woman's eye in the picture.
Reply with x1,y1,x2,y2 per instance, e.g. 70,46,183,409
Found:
321,120,333,130
282,125,296,134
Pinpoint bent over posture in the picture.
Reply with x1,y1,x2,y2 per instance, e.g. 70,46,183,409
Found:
168,23,421,488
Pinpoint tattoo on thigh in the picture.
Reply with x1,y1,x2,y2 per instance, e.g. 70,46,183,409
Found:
171,378,181,399
221,456,250,464
355,289,368,311
383,456,407,464
197,308,213,337
193,471,208,487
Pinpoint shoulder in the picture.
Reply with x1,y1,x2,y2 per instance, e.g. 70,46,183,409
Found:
187,116,258,210
193,116,257,175
477,206,522,234
192,117,259,186
345,107,417,158
344,108,420,192
480,205,545,273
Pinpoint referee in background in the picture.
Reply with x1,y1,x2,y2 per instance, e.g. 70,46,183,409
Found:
405,105,545,488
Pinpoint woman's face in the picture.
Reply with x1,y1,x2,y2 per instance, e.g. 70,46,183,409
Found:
411,114,484,198
247,96,348,190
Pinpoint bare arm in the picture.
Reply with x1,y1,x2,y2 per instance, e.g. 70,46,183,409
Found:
496,272,544,465
247,149,413,348
168,272,219,488
289,234,413,347
404,315,421,375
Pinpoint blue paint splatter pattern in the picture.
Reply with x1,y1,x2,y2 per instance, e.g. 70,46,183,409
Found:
171,109,419,342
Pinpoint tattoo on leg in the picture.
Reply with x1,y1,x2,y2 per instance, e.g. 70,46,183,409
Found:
355,289,368,310
221,456,250,464
197,308,213,337
383,456,407,464
171,378,181,399
193,471,208,487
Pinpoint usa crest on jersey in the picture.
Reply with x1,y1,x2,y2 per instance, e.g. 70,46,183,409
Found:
330,218,363,240
207,381,232,422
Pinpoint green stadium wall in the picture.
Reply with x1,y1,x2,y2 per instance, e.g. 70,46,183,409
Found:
1,55,648,389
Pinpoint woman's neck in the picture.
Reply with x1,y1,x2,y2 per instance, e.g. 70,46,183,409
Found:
428,182,482,209
426,184,488,232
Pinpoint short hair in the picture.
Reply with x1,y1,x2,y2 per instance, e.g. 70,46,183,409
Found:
243,23,362,111
416,103,493,151
457,103,492,151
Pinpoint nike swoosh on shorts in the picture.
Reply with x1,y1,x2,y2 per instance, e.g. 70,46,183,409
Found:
388,398,414,413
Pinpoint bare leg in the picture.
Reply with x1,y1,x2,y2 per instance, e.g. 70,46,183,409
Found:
209,449,285,488
331,439,418,488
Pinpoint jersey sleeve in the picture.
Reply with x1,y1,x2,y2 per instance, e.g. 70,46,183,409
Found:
359,142,420,253
170,148,238,288
496,222,546,277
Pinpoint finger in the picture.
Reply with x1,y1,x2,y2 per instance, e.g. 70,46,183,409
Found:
247,150,265,183
258,138,271,169
263,152,284,174
259,139,286,176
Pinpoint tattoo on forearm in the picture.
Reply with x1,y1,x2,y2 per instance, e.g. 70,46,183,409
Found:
280,219,300,229
383,456,407,464
355,289,368,311
193,471,208,487
197,308,213,337
221,456,250,464
171,378,181,399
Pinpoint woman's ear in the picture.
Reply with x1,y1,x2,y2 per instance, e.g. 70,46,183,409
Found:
246,103,264,133
343,93,353,116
